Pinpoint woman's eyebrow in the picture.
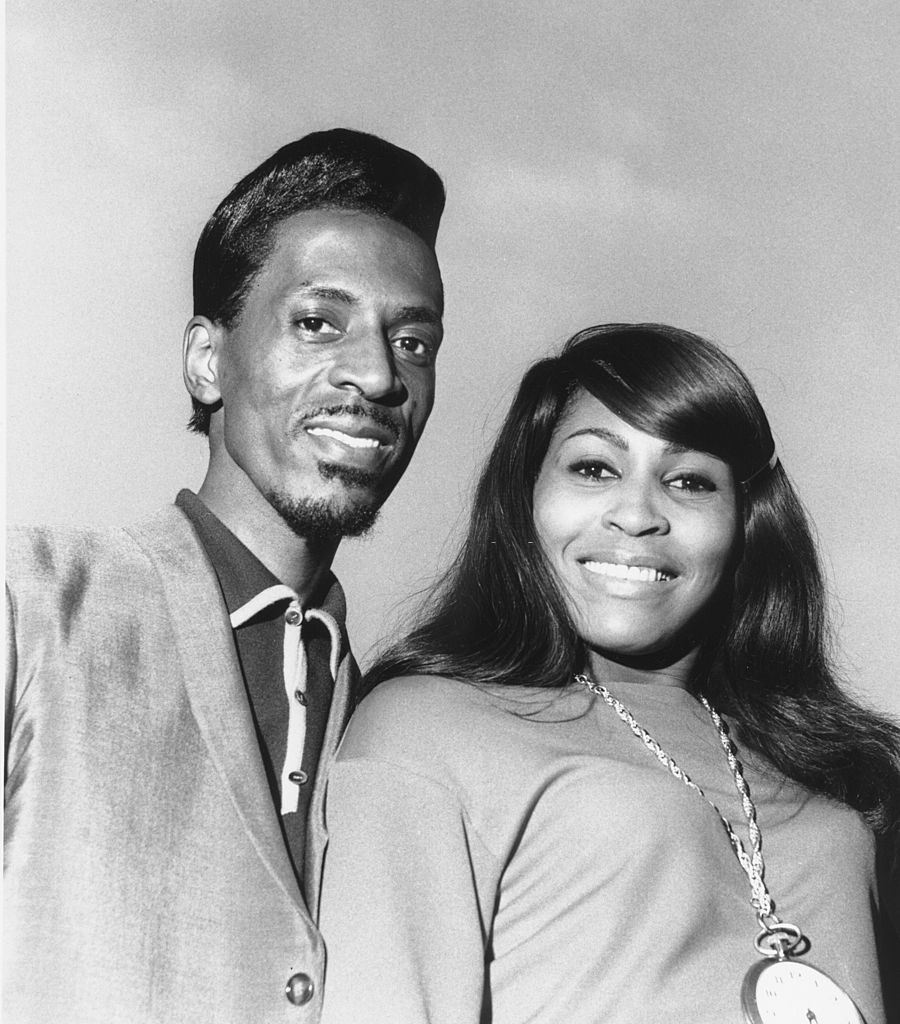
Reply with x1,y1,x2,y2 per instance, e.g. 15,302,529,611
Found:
564,427,628,449
563,429,699,459
662,440,694,455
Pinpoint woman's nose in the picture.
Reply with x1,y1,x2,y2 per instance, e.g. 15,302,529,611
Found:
600,478,669,537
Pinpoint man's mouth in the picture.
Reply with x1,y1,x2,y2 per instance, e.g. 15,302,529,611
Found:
299,405,401,455
305,426,383,450
581,561,676,583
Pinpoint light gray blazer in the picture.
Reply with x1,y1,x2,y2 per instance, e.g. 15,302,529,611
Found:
4,506,357,1024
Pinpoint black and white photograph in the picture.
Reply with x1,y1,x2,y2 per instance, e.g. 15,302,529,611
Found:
6,2,900,1022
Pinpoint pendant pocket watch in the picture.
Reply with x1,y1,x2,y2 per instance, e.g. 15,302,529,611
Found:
741,924,865,1024
742,958,865,1024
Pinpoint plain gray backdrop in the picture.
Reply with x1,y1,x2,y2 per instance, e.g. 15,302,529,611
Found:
7,0,900,717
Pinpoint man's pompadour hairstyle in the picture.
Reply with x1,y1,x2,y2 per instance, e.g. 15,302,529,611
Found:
189,128,446,434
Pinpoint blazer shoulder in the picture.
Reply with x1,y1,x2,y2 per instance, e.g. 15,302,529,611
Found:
6,507,207,617
9,522,140,587
5,507,223,713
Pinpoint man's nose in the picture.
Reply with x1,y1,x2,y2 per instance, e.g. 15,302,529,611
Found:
600,478,670,537
327,331,406,403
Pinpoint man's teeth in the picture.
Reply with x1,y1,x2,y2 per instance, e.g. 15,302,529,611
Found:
307,427,381,449
583,561,673,583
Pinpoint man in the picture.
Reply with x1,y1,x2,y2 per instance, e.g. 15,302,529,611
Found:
5,129,446,1023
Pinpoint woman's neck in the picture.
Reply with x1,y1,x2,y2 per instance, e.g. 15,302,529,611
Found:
584,643,700,689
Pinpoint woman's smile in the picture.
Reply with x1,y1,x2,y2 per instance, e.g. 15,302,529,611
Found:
585,561,675,585
579,558,678,585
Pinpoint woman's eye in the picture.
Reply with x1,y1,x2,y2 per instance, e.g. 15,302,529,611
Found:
572,460,617,481
668,474,715,493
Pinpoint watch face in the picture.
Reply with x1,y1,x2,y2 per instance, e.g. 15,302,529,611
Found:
741,959,865,1024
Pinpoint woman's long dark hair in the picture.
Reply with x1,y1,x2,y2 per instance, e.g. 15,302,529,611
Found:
366,324,900,833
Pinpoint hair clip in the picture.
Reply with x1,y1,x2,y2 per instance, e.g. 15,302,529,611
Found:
741,449,779,489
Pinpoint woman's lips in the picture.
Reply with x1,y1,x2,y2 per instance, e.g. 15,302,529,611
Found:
580,560,676,583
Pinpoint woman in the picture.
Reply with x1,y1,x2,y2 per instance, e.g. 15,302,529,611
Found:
319,323,899,1024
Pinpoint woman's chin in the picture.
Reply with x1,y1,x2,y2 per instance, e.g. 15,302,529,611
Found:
583,636,702,679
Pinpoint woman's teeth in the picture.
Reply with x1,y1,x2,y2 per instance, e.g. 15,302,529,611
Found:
582,561,673,583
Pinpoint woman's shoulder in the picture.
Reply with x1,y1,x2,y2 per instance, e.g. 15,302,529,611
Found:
341,675,500,755
366,672,494,707
340,674,591,766
355,673,583,726
342,674,582,764
334,677,603,850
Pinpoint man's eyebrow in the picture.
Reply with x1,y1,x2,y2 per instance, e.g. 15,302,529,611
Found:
393,305,443,326
291,287,441,325
297,285,358,305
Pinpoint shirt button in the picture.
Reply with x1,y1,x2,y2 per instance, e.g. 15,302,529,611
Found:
285,972,315,1005
285,609,302,626
288,770,309,785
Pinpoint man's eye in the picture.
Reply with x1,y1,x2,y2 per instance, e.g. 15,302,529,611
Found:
296,316,340,335
392,335,433,360
668,474,715,493
572,460,616,481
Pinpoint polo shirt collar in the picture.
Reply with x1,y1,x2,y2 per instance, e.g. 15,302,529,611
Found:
174,489,347,631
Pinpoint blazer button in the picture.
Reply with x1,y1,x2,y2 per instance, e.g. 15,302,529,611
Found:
285,973,315,1006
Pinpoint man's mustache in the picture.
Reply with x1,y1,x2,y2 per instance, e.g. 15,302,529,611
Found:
293,404,403,442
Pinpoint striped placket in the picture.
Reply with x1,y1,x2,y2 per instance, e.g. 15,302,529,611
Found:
230,585,341,815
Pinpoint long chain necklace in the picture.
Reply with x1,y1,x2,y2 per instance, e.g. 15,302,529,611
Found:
574,673,867,1024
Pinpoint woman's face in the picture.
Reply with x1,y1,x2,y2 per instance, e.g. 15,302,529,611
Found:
532,389,740,666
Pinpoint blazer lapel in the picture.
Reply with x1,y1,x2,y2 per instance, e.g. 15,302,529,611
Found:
126,507,305,913
304,642,357,920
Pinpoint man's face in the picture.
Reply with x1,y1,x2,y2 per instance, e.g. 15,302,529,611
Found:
205,209,444,540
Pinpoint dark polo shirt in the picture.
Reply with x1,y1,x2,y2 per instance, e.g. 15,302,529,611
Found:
176,489,337,889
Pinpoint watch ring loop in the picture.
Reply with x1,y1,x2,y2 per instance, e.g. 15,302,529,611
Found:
754,921,804,959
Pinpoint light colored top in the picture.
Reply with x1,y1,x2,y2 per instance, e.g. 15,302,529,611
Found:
319,675,885,1024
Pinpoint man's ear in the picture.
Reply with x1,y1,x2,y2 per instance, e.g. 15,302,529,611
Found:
183,316,225,405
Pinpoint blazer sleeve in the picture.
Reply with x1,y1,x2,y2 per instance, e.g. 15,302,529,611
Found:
319,756,499,1024
5,582,17,759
